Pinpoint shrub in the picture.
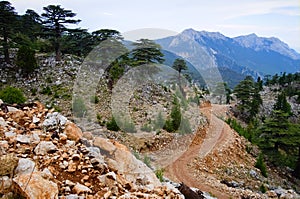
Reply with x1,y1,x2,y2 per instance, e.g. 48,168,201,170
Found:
0,86,26,104
106,117,120,131
72,97,87,117
153,112,165,130
40,86,52,95
122,119,136,133
255,154,268,177
178,116,192,134
259,184,267,193
155,168,165,182
143,155,151,168
16,45,38,76
31,88,37,96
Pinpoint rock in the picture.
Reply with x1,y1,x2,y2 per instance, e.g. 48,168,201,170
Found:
41,168,53,180
83,132,93,140
73,183,92,194
87,147,101,158
64,122,83,142
0,117,7,127
16,134,31,144
30,133,41,144
94,137,160,186
249,169,258,178
65,194,79,199
34,141,58,155
93,137,116,153
14,158,36,176
177,183,204,199
43,112,67,127
32,116,40,124
13,171,58,199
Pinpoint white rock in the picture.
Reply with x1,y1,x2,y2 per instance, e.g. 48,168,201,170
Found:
15,158,36,176
32,116,40,124
16,134,31,144
34,141,57,155
0,117,7,127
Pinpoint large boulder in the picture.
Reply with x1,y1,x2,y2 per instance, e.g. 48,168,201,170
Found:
93,137,161,187
64,121,83,142
13,171,58,199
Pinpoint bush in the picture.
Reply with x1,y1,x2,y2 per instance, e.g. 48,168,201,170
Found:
178,117,192,134
122,119,136,133
0,86,26,104
155,168,165,182
143,155,151,168
255,154,268,177
259,184,267,193
40,86,52,95
106,117,120,131
72,97,87,117
153,112,165,130
16,45,38,76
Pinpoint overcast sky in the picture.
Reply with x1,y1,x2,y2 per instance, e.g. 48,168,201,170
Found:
10,0,300,52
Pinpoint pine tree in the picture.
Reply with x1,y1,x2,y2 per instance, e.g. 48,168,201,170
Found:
0,1,17,64
172,58,188,97
234,76,262,122
131,39,164,66
16,46,38,76
273,92,292,116
41,5,81,61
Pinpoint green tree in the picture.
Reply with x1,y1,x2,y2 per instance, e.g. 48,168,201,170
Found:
131,39,164,66
164,97,181,132
273,92,292,116
92,29,123,43
16,46,38,76
172,58,188,96
234,76,262,122
41,5,81,61
0,1,17,64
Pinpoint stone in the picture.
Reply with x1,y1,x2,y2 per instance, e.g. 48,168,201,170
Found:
93,137,116,154
43,112,68,127
16,134,31,144
34,141,57,155
0,117,7,127
64,122,83,142
41,168,53,180
13,171,58,199
83,132,93,140
65,194,79,199
87,147,101,158
15,158,36,176
32,116,40,124
30,133,41,145
73,183,92,194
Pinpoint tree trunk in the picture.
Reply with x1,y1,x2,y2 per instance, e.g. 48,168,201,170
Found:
55,22,61,61
3,27,10,64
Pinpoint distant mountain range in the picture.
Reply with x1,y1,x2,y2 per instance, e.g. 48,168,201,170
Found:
155,28,300,87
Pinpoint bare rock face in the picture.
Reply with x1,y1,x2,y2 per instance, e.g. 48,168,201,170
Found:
13,171,58,199
93,137,161,187
64,121,83,142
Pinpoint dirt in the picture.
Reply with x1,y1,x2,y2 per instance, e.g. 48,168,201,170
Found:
164,103,234,199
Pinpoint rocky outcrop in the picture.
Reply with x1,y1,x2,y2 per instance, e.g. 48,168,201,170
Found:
0,101,184,198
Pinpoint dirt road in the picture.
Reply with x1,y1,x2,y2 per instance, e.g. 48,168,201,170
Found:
165,104,234,198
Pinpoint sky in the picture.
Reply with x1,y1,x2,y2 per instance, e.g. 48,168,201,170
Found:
10,0,300,53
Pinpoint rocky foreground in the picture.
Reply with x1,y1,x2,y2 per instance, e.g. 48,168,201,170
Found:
0,100,216,199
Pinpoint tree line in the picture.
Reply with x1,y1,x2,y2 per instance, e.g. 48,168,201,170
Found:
230,74,300,178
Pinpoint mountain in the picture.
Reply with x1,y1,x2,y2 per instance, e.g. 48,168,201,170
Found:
156,29,300,84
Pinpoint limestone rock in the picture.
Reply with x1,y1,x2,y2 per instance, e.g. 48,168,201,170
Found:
14,158,36,176
64,121,83,142
13,171,58,199
34,141,58,155
73,183,92,194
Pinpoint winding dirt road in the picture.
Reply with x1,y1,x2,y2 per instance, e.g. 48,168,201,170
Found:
165,104,234,199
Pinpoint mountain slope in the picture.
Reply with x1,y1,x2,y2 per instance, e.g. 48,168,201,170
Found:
156,29,300,80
